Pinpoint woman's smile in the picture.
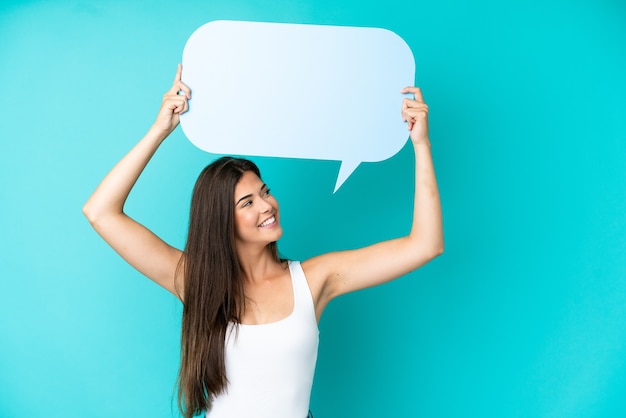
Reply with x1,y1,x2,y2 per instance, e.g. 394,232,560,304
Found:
259,215,277,228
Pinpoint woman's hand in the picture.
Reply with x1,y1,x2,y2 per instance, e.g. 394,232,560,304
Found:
153,64,191,136
401,87,429,146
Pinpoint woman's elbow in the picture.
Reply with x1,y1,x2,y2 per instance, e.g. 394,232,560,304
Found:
425,236,444,261
82,202,94,223
82,199,99,224
82,200,106,226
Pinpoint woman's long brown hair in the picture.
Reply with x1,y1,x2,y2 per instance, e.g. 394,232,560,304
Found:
177,157,279,418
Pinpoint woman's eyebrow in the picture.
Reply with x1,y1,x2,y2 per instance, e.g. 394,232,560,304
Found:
235,194,252,206
236,184,267,205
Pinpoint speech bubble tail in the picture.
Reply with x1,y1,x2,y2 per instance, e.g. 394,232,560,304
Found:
334,160,360,193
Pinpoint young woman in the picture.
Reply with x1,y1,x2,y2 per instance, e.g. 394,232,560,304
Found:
83,65,443,418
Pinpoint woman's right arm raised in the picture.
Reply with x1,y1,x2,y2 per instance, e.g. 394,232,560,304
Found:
82,65,190,300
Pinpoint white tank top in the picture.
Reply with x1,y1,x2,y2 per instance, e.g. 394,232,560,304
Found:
206,261,319,418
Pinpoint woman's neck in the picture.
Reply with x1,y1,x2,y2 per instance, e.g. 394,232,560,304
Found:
237,245,281,283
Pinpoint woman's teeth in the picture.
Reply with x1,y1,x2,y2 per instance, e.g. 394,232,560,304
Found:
259,216,275,227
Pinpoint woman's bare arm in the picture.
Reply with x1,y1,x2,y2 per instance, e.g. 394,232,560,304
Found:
304,87,444,318
83,65,190,299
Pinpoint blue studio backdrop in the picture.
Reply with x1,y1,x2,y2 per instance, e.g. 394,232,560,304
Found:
1,1,625,417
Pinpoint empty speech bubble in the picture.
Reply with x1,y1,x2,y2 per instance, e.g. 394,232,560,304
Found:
180,20,415,192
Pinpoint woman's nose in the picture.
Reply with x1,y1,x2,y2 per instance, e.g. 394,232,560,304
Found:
258,198,272,213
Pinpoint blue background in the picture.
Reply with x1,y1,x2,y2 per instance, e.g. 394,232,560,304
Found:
1,0,625,417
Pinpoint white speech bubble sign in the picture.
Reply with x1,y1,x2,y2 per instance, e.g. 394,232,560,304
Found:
180,20,415,192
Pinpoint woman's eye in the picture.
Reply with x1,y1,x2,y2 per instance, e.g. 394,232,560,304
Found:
263,188,271,196
242,200,252,208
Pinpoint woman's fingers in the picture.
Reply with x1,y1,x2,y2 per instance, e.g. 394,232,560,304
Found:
163,64,191,114
402,103,428,127
152,65,191,134
167,64,191,99
401,87,429,137
174,63,183,83
401,86,425,103
402,98,427,114
176,80,191,100
163,95,188,115
401,87,426,130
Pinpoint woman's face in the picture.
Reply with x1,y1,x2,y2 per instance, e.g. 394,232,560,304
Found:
233,171,282,247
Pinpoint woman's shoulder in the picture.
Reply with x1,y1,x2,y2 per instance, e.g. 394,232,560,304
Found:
301,252,341,277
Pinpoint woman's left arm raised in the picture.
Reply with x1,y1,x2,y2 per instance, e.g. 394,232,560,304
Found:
303,87,443,318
